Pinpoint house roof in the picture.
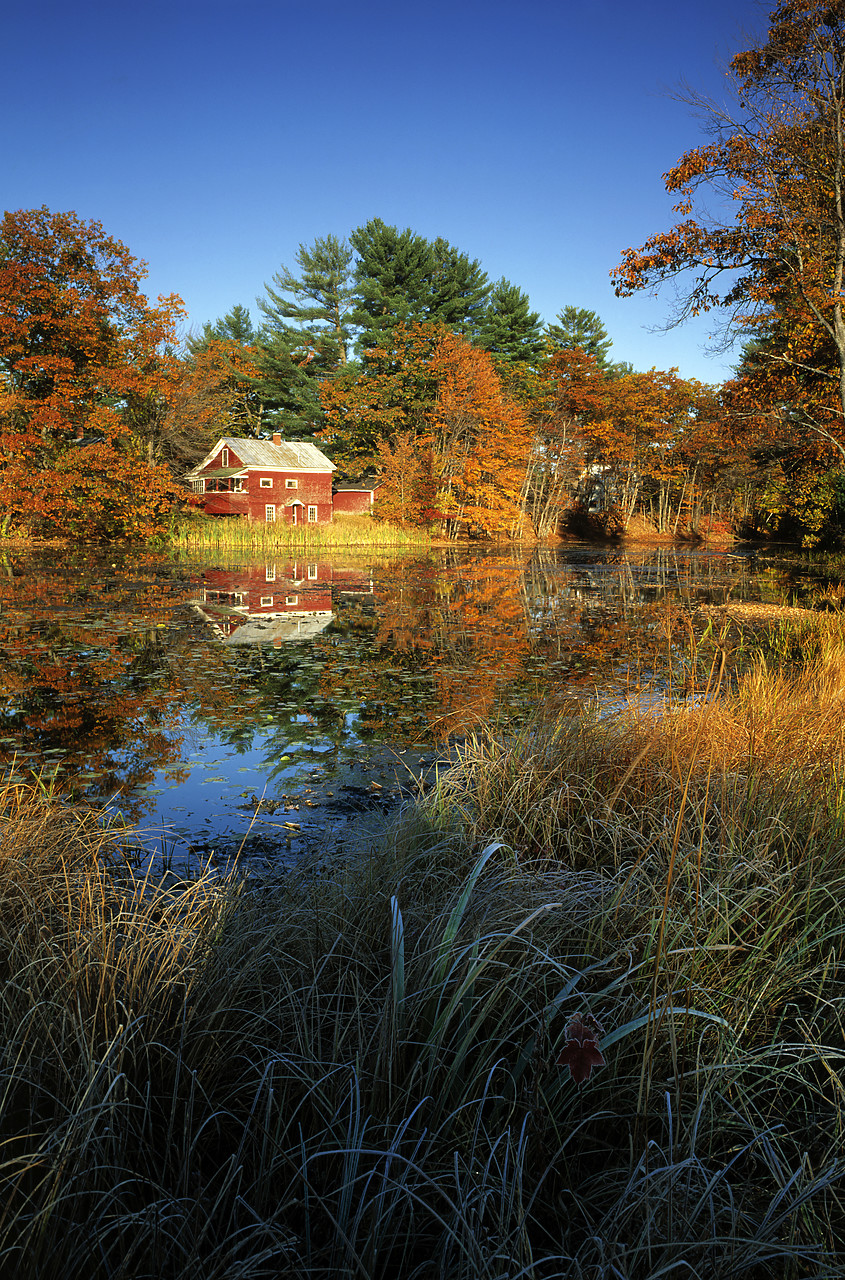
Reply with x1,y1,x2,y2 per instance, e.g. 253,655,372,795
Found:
199,467,245,479
186,437,336,479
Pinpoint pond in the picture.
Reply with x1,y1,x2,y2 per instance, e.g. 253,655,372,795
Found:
0,542,831,874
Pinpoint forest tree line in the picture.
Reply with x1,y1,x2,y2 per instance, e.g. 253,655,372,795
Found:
3,0,845,543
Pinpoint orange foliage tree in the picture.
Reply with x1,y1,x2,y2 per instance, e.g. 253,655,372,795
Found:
611,1,845,471
320,323,532,537
0,206,185,539
162,338,266,466
428,331,532,537
536,349,724,532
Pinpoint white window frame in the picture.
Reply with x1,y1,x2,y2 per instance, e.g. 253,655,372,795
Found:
260,477,273,488
307,506,318,523
286,595,299,606
307,563,318,580
221,448,229,467
285,478,298,489
265,565,276,581
260,596,274,607
265,504,276,523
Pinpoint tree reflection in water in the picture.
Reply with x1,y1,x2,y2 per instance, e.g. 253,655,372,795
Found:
0,544,810,864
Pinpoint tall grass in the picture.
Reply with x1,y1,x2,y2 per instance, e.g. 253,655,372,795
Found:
3,630,845,1274
168,513,431,554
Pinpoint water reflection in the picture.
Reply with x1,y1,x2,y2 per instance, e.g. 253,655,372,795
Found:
193,561,335,644
0,543,829,868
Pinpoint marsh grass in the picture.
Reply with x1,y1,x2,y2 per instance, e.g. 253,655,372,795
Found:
169,513,431,554
3,629,845,1274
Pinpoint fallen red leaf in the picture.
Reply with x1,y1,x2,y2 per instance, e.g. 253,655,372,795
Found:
556,1013,606,1085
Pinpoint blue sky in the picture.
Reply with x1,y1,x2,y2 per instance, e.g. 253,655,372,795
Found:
5,0,768,383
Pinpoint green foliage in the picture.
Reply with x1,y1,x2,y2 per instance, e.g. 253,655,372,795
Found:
257,233,354,367
349,220,490,353
251,235,357,437
546,303,613,366
349,218,436,350
478,277,544,366
428,236,490,337
187,302,256,353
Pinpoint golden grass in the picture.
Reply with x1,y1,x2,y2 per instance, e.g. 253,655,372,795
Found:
168,512,432,553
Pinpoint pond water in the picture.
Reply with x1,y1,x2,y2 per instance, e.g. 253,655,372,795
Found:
0,542,831,873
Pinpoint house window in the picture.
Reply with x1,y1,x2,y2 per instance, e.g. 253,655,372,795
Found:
266,564,276,581
260,596,273,607
307,563,318,580
307,506,318,523
192,479,205,493
286,595,299,606
285,478,298,489
221,448,229,467
233,478,245,492
265,504,276,523
260,477,273,488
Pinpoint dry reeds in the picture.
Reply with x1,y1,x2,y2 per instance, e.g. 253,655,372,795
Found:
169,512,431,554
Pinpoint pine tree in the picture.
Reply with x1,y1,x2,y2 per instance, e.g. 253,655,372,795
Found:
187,304,255,354
478,279,544,366
349,219,436,351
429,238,490,337
257,234,354,367
546,305,613,366
253,235,355,436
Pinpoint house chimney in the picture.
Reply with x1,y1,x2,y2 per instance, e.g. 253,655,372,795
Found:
272,431,282,446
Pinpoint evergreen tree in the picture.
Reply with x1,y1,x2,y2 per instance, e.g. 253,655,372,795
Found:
546,305,613,367
188,304,255,354
429,238,490,337
349,219,436,351
258,234,354,368
249,336,328,439
479,279,544,366
350,220,492,351
254,235,355,437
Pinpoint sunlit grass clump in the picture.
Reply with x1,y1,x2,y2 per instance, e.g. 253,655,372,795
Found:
3,628,845,1274
169,512,431,553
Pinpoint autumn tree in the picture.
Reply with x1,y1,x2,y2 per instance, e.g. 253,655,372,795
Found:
321,322,532,536
374,429,439,526
0,206,185,539
429,332,533,537
318,323,442,471
523,349,605,536
612,0,845,467
162,339,265,466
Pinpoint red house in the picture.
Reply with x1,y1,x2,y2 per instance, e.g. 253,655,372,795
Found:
332,481,380,515
186,434,336,524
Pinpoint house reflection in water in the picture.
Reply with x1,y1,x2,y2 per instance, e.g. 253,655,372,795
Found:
191,561,372,645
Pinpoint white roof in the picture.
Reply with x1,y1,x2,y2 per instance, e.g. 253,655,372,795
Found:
186,437,336,478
